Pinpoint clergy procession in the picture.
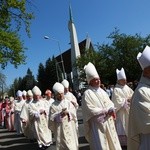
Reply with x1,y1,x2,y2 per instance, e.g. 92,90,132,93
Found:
1,45,150,150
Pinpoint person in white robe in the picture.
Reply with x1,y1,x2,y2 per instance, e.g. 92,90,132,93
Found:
111,68,134,146
20,90,34,140
14,90,25,135
49,82,79,150
128,45,150,150
61,79,79,130
61,79,79,109
28,86,53,149
43,89,55,123
82,62,122,150
22,90,27,100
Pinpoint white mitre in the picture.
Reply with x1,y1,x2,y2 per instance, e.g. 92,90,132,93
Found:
16,90,22,97
53,82,64,94
137,45,150,70
116,68,126,80
61,79,69,88
22,90,27,96
27,90,33,96
32,86,41,96
84,62,99,84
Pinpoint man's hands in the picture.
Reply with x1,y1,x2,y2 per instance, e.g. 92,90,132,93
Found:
39,109,46,115
61,108,68,118
107,107,116,119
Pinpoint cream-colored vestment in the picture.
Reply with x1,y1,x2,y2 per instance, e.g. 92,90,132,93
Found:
128,76,150,150
82,86,122,150
49,99,79,150
28,99,52,147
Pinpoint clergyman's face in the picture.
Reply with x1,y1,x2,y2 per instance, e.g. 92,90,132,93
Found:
33,95,40,100
56,92,64,101
143,66,150,79
118,79,126,86
89,78,101,88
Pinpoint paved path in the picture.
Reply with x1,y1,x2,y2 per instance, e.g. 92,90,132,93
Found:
0,107,90,150
0,107,127,150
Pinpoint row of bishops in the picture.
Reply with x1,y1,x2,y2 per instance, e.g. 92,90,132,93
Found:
1,45,150,150
1,79,79,149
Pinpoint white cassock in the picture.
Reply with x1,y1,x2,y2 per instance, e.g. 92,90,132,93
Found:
111,83,134,146
64,91,79,129
64,92,79,109
128,76,150,150
20,100,34,139
28,99,52,147
43,98,55,123
49,98,79,150
82,86,122,150
14,99,25,134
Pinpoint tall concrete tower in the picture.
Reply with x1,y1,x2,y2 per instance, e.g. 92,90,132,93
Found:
68,4,81,90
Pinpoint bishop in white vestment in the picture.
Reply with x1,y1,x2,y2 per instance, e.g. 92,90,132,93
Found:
111,68,134,146
49,82,79,150
28,86,52,148
128,45,150,150
82,62,122,150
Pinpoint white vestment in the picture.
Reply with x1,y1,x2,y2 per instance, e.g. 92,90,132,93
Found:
14,99,25,134
49,98,79,150
20,100,34,139
64,91,79,129
82,86,122,150
43,98,55,122
64,92,79,109
28,99,52,147
128,76,150,150
111,84,134,136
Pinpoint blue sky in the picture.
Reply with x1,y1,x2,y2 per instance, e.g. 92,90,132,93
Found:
2,0,150,86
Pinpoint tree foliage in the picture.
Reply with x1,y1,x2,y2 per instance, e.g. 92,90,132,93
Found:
0,71,6,98
37,57,61,94
0,0,34,68
77,29,150,85
7,29,150,95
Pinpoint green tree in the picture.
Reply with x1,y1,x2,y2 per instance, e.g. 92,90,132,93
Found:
21,68,36,90
46,57,59,90
37,63,46,95
37,57,60,94
0,0,34,68
97,29,150,84
77,29,150,85
0,72,6,98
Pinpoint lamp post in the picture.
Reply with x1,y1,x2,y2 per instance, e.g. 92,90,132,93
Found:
44,36,66,80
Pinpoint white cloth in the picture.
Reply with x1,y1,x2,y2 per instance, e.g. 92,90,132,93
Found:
137,45,150,70
64,92,79,109
84,62,99,83
28,99,52,147
128,76,150,150
61,79,69,88
16,90,22,97
32,86,41,96
49,99,79,150
14,99,25,134
20,100,34,139
116,68,126,80
111,84,134,136
64,91,79,129
53,82,64,94
82,87,122,150
43,98,55,123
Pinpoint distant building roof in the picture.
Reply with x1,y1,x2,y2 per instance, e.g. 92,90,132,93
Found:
56,38,93,73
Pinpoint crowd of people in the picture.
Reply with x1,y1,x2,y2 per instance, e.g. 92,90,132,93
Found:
0,45,150,150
